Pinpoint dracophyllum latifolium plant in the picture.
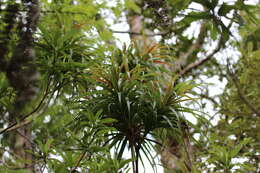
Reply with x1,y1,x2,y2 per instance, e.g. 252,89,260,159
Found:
75,43,198,173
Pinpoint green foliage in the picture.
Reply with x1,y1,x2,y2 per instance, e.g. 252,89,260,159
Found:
74,44,197,171
207,138,251,172
125,0,141,14
0,0,259,173
193,5,260,173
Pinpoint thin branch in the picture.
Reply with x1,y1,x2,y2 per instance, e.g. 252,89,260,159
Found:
173,23,207,72
0,77,52,134
178,17,235,76
195,93,220,106
111,30,170,37
70,151,87,173
179,34,223,76
180,123,193,172
227,65,260,117
182,23,206,60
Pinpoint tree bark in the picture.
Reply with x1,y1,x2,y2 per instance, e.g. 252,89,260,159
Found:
0,1,19,72
159,124,193,172
5,1,40,171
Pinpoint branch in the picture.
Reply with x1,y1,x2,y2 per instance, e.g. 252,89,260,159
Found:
227,65,260,117
111,30,170,37
178,17,235,76
173,23,207,72
71,151,87,173
182,23,206,60
0,77,51,134
194,93,220,106
0,78,72,134
178,34,223,76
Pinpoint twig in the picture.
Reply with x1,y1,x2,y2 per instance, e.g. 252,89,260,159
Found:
70,151,87,173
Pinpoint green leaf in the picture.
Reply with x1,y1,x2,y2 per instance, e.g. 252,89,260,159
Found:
99,29,113,41
211,0,218,8
218,3,235,16
230,138,251,158
184,12,212,24
125,0,141,14
117,138,128,160
44,138,54,154
100,118,117,124
192,0,212,9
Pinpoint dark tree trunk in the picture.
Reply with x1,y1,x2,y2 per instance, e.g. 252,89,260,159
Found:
0,1,19,72
4,1,40,171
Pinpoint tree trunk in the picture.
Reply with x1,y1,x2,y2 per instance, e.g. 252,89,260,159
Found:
5,1,40,171
159,124,193,172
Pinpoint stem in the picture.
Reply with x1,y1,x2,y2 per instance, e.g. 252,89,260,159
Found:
135,146,139,173
130,144,136,173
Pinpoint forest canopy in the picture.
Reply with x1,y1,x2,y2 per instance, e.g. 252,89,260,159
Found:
0,0,259,173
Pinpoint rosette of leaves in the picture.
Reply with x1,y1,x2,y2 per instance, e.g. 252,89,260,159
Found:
82,44,195,173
